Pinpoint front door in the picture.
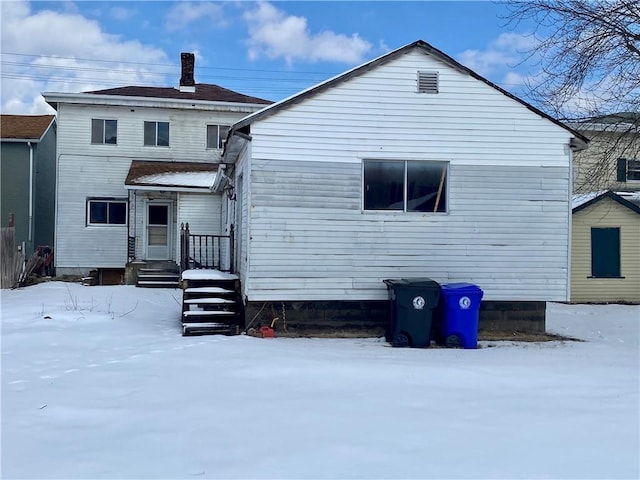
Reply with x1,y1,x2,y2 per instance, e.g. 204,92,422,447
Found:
146,202,172,260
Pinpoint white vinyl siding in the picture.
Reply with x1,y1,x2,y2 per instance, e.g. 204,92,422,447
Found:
56,104,250,163
246,161,570,301
55,154,131,270
240,50,575,302
54,100,262,272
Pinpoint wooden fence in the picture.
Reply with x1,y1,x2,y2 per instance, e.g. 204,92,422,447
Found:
180,223,234,273
1,226,23,289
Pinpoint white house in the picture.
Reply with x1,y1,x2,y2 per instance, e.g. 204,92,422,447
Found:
218,40,588,334
43,53,271,284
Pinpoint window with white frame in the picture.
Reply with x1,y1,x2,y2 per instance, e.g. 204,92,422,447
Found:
87,199,127,226
363,160,448,212
207,125,230,149
91,119,117,144
144,121,169,146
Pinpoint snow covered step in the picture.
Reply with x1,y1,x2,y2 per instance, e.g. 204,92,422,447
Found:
182,322,237,336
183,310,236,317
138,281,180,286
184,287,235,294
184,298,235,305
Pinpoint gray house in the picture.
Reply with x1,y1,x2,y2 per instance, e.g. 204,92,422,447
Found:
0,114,57,254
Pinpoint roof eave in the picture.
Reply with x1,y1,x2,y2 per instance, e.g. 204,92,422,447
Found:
573,190,640,215
42,92,268,112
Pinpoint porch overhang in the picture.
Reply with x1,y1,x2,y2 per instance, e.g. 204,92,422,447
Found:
124,160,218,193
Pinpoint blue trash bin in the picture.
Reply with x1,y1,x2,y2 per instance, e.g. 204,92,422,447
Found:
437,283,483,349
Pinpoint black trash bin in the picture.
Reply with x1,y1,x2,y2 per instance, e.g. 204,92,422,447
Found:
383,278,441,347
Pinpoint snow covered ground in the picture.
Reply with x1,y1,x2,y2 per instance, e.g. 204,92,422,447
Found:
1,282,638,479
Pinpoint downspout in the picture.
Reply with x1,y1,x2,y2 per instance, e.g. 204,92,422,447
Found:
27,141,34,250
567,144,574,303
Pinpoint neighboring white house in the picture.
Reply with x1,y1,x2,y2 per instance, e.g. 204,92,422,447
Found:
43,53,271,283
218,40,588,334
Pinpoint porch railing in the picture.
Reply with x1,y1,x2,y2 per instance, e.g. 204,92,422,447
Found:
180,223,234,273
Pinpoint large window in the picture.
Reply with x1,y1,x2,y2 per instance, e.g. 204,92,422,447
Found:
144,121,169,146
87,199,127,226
363,160,448,212
207,124,230,149
91,119,117,144
591,227,621,277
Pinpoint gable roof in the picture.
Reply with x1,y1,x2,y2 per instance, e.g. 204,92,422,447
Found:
228,40,589,148
572,190,640,215
86,84,272,105
0,114,56,142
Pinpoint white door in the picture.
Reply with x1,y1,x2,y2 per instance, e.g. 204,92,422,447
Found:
146,202,172,260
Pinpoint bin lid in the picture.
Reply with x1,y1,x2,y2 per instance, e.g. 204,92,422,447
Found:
441,282,483,295
383,278,440,288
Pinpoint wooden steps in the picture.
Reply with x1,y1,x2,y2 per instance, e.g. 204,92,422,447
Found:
181,269,242,336
136,267,180,288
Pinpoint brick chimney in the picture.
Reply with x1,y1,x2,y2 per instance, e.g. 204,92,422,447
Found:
179,52,195,92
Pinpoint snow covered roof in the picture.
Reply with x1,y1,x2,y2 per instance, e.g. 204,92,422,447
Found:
125,161,218,191
572,190,640,214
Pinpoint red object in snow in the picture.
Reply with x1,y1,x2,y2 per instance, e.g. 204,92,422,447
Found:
259,326,274,338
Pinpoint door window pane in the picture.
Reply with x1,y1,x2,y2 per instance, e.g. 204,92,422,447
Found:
148,205,168,225
148,226,168,246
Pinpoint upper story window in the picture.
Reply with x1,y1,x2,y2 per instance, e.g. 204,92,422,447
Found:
144,121,169,147
363,160,448,213
617,158,640,182
87,198,127,226
207,124,230,149
91,119,117,144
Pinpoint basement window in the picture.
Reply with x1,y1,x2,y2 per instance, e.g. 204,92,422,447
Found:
363,160,448,213
417,71,439,93
87,199,127,226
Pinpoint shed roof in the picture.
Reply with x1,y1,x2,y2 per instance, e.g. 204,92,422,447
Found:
0,114,56,142
227,40,589,149
124,161,218,191
572,190,640,215
86,84,272,105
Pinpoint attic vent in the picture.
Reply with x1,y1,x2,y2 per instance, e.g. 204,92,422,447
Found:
417,71,439,94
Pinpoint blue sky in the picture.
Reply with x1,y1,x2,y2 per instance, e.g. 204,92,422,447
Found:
1,1,543,114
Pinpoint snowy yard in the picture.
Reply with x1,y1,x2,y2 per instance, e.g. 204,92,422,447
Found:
1,282,638,479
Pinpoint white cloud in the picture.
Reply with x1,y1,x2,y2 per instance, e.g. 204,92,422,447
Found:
243,2,372,65
457,32,537,77
165,2,226,32
0,0,170,114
